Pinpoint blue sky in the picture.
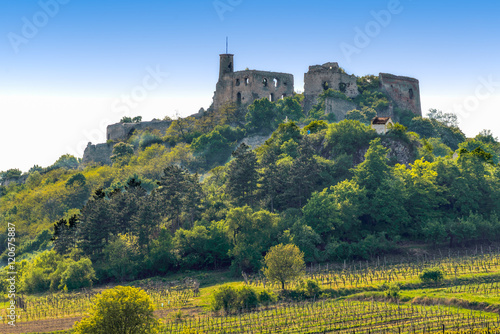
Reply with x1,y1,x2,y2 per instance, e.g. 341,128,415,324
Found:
1,0,499,172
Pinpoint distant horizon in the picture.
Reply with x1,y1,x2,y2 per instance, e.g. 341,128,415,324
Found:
1,0,499,172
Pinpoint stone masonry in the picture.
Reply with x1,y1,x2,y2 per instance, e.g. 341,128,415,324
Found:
212,54,295,110
379,73,421,116
303,62,359,113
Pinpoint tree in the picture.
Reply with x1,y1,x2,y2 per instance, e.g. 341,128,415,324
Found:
73,286,160,334
225,206,279,272
263,244,305,290
226,143,259,206
110,142,134,164
0,168,22,182
245,98,276,133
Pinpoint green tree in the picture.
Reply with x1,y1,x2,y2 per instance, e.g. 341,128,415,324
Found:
226,143,259,206
110,142,134,165
245,98,276,133
225,206,279,272
303,190,339,239
275,96,304,122
73,286,160,334
325,120,376,156
263,244,305,290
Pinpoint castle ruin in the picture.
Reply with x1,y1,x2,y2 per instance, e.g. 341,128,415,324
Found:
212,54,295,110
82,53,422,165
303,62,359,112
379,73,421,116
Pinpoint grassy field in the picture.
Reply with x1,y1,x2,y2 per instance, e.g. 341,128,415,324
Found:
3,248,500,333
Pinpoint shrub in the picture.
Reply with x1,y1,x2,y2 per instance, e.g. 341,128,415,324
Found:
419,268,444,284
211,285,265,314
211,285,238,314
258,290,277,306
385,283,400,299
235,286,259,311
73,286,160,334
297,279,321,298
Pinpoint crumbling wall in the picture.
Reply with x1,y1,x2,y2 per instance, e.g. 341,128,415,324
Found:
107,120,172,142
213,70,294,110
82,142,114,166
324,97,357,121
379,73,421,116
304,62,359,112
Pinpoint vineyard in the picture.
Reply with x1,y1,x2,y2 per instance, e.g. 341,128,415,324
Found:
3,250,500,333
160,300,500,333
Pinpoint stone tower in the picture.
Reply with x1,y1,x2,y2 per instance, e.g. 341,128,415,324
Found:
219,54,234,80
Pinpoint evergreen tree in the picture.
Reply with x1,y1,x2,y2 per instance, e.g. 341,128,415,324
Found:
226,143,259,206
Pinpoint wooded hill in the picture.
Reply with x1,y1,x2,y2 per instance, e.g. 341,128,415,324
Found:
1,77,499,294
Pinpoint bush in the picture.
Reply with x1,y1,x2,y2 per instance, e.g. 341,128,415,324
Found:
419,268,444,284
73,286,160,334
235,286,259,311
258,290,277,306
384,283,400,299
59,258,96,290
211,285,269,314
297,279,321,298
211,285,238,314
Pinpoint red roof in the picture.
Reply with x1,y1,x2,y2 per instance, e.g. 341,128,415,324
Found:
372,117,392,125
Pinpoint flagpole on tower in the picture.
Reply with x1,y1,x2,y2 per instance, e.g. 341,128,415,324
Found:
226,36,228,54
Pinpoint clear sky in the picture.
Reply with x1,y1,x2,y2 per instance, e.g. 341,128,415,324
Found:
1,0,499,172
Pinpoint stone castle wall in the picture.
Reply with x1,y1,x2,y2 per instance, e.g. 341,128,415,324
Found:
379,73,421,116
107,119,172,142
214,70,294,110
303,62,359,112
82,143,114,166
324,97,358,121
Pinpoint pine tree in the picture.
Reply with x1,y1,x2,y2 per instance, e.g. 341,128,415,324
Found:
226,143,259,206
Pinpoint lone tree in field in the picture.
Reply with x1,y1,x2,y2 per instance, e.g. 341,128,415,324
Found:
73,286,160,334
263,244,305,290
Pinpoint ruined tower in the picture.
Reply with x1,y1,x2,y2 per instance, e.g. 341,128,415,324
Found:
303,62,359,113
219,54,234,80
379,73,422,116
212,54,294,110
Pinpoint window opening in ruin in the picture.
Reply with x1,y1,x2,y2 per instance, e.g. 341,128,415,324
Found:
269,93,275,102
273,78,279,87
237,92,242,105
281,94,287,100
339,82,347,93
236,79,240,86
409,88,414,99
322,82,329,91
244,78,249,85
228,62,232,70
263,78,268,87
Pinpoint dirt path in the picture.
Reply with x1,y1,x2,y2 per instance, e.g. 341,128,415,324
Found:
0,316,81,334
